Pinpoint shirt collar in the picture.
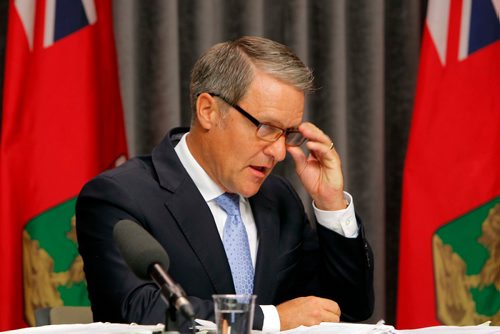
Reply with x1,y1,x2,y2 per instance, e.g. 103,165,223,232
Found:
174,132,225,202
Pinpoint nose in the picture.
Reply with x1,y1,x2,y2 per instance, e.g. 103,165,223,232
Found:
263,136,287,162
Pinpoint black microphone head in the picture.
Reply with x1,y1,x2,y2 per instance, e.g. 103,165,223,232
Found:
113,219,170,280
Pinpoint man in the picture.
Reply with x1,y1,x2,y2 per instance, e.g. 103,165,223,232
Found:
76,36,374,332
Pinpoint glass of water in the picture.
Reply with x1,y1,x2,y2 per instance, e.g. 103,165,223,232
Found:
213,294,256,334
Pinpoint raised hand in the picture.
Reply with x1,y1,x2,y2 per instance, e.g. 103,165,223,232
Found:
287,122,347,211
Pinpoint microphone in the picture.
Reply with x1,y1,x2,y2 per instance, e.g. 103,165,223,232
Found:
113,219,195,320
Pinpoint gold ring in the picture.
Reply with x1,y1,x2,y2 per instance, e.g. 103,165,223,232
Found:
328,142,334,150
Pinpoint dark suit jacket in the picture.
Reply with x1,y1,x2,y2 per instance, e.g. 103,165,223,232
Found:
76,127,374,332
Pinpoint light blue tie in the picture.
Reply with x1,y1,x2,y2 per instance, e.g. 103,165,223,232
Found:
215,193,254,295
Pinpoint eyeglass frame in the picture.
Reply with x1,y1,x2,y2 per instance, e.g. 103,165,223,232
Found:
207,93,306,146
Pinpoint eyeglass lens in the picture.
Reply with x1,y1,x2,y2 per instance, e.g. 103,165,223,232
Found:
285,131,306,146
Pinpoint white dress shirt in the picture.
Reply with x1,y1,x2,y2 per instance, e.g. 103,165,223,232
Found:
174,133,358,332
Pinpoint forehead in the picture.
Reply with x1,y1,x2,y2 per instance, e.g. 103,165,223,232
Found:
240,71,305,126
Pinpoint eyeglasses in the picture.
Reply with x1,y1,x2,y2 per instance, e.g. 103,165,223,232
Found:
208,93,306,146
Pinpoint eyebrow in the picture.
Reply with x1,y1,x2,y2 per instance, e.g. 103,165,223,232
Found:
210,92,298,130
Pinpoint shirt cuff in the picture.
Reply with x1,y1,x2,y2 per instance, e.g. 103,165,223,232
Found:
313,191,359,238
260,305,280,333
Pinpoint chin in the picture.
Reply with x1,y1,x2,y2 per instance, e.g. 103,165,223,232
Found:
231,173,267,197
238,182,264,198
243,182,263,197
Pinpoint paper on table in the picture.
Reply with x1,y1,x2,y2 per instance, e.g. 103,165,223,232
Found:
280,322,396,334
194,319,263,334
397,324,500,334
0,322,164,334
195,319,396,334
194,319,216,332
194,319,500,334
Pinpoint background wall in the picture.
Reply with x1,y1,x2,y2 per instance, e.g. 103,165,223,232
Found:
0,0,427,324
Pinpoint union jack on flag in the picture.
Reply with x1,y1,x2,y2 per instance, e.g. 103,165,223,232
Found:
14,0,97,50
427,0,500,64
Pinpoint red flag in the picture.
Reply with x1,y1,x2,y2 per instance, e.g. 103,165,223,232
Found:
0,0,127,330
398,0,500,329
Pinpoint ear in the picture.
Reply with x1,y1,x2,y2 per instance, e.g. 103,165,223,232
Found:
195,93,219,130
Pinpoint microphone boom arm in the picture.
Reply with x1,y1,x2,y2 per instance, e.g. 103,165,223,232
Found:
150,263,194,319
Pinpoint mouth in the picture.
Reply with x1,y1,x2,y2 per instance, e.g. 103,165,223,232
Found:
249,165,269,177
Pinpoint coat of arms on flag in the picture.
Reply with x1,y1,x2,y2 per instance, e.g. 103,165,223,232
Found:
433,198,499,325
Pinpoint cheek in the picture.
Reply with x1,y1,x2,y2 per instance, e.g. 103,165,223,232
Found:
212,139,241,173
214,121,261,167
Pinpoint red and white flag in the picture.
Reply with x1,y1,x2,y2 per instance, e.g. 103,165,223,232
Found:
0,0,127,330
398,0,500,328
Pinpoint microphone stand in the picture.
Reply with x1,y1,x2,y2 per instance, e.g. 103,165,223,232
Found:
164,301,179,334
150,264,195,334
163,295,196,334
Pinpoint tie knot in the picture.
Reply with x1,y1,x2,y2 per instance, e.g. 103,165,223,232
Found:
215,193,240,216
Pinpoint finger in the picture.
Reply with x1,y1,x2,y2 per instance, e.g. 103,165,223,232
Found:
299,122,332,145
326,313,341,323
314,306,340,323
314,297,341,315
305,140,338,163
297,123,338,160
323,301,341,316
287,146,308,174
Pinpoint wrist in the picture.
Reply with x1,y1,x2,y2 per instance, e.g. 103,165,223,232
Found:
314,194,347,211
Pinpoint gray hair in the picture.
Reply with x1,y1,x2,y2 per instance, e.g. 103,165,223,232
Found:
189,36,314,122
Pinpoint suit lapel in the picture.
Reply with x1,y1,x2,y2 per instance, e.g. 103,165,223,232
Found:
152,128,235,294
165,182,235,294
251,192,280,304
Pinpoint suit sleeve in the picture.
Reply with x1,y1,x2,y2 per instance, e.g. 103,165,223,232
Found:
276,177,374,322
316,221,374,321
76,174,215,331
